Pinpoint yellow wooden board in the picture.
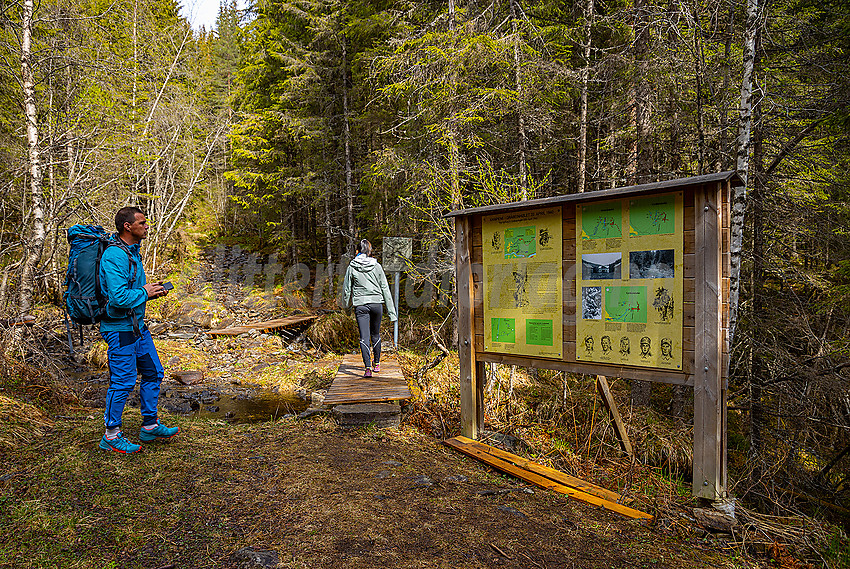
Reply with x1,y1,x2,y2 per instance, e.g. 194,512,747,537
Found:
482,206,563,358
576,193,684,370
444,436,653,521
323,354,411,405
207,315,318,336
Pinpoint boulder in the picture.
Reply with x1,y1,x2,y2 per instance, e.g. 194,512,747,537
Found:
172,370,205,385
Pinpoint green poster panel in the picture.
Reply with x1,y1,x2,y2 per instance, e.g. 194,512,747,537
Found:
504,226,537,258
581,202,623,240
603,286,648,323
526,319,553,346
629,195,675,236
492,318,516,343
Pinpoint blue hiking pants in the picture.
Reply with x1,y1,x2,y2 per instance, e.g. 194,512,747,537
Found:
101,328,164,428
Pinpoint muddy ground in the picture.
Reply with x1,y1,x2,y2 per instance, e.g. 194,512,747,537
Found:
0,409,760,569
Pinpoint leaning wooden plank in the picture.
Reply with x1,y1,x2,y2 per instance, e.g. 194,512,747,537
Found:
452,436,625,504
444,437,653,521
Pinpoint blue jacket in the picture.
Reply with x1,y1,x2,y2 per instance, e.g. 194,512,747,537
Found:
98,241,147,332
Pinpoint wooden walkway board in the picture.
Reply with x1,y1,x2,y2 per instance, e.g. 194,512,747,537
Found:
207,315,318,336
323,354,411,405
444,436,653,522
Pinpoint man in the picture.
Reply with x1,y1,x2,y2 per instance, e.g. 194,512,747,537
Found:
98,207,178,454
639,336,652,359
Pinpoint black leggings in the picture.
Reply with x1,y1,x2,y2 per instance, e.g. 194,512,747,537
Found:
354,303,382,369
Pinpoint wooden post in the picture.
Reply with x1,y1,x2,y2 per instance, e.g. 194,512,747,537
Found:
693,183,726,499
596,376,633,458
456,216,481,439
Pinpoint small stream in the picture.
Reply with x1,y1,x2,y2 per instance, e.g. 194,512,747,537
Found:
65,368,312,425
164,384,311,424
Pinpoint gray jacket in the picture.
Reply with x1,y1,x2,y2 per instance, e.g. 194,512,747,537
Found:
341,254,397,321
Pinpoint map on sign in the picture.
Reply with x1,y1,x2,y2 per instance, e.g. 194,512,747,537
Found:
492,318,516,343
604,286,647,323
504,226,537,258
483,207,562,358
629,195,675,236
581,202,623,240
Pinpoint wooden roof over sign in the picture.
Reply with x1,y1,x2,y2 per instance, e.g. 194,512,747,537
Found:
444,170,742,218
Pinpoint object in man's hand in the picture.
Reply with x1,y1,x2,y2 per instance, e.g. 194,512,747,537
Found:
162,282,174,291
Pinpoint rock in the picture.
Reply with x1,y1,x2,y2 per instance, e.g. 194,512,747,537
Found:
167,355,181,366
444,475,469,483
167,332,196,340
172,370,205,385
497,505,527,519
411,475,433,488
297,407,326,420
382,459,402,467
333,403,401,428
148,322,168,335
230,546,280,569
205,406,220,412
162,400,194,414
310,390,325,405
375,470,392,479
693,507,737,533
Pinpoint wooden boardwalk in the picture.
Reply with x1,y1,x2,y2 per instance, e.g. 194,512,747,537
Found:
207,315,318,336
323,354,411,405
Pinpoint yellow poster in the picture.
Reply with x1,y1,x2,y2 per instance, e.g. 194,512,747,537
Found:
576,193,684,370
483,207,562,358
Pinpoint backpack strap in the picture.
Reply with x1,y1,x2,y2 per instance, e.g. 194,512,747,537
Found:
105,237,142,337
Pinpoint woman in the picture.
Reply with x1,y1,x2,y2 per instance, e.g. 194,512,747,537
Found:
341,239,398,377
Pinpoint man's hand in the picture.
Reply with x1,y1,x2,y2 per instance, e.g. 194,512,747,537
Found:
143,282,167,299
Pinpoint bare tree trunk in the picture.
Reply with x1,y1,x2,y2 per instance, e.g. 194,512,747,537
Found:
749,101,765,472
718,9,734,171
509,0,528,196
12,0,46,349
342,35,355,255
577,0,594,193
729,0,761,346
631,0,652,406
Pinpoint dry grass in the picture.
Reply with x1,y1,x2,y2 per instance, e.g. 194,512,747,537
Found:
0,394,54,451
307,312,359,354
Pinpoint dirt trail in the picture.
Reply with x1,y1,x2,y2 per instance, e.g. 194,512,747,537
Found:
0,413,758,569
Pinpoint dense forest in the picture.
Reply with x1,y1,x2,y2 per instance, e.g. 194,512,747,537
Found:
1,0,849,545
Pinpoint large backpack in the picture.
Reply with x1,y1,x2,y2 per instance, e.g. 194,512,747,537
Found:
63,225,137,352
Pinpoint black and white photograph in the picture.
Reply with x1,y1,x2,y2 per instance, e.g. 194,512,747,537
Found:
629,249,674,279
581,252,622,280
582,286,602,319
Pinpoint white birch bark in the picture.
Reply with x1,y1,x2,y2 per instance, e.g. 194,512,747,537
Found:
13,0,45,349
729,0,761,346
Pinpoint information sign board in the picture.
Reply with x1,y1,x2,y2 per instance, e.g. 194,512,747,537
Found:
576,193,684,370
482,207,563,358
383,237,413,272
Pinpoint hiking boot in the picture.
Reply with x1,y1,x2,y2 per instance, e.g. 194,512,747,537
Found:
373,364,380,373
364,368,373,378
139,423,180,442
99,433,141,454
